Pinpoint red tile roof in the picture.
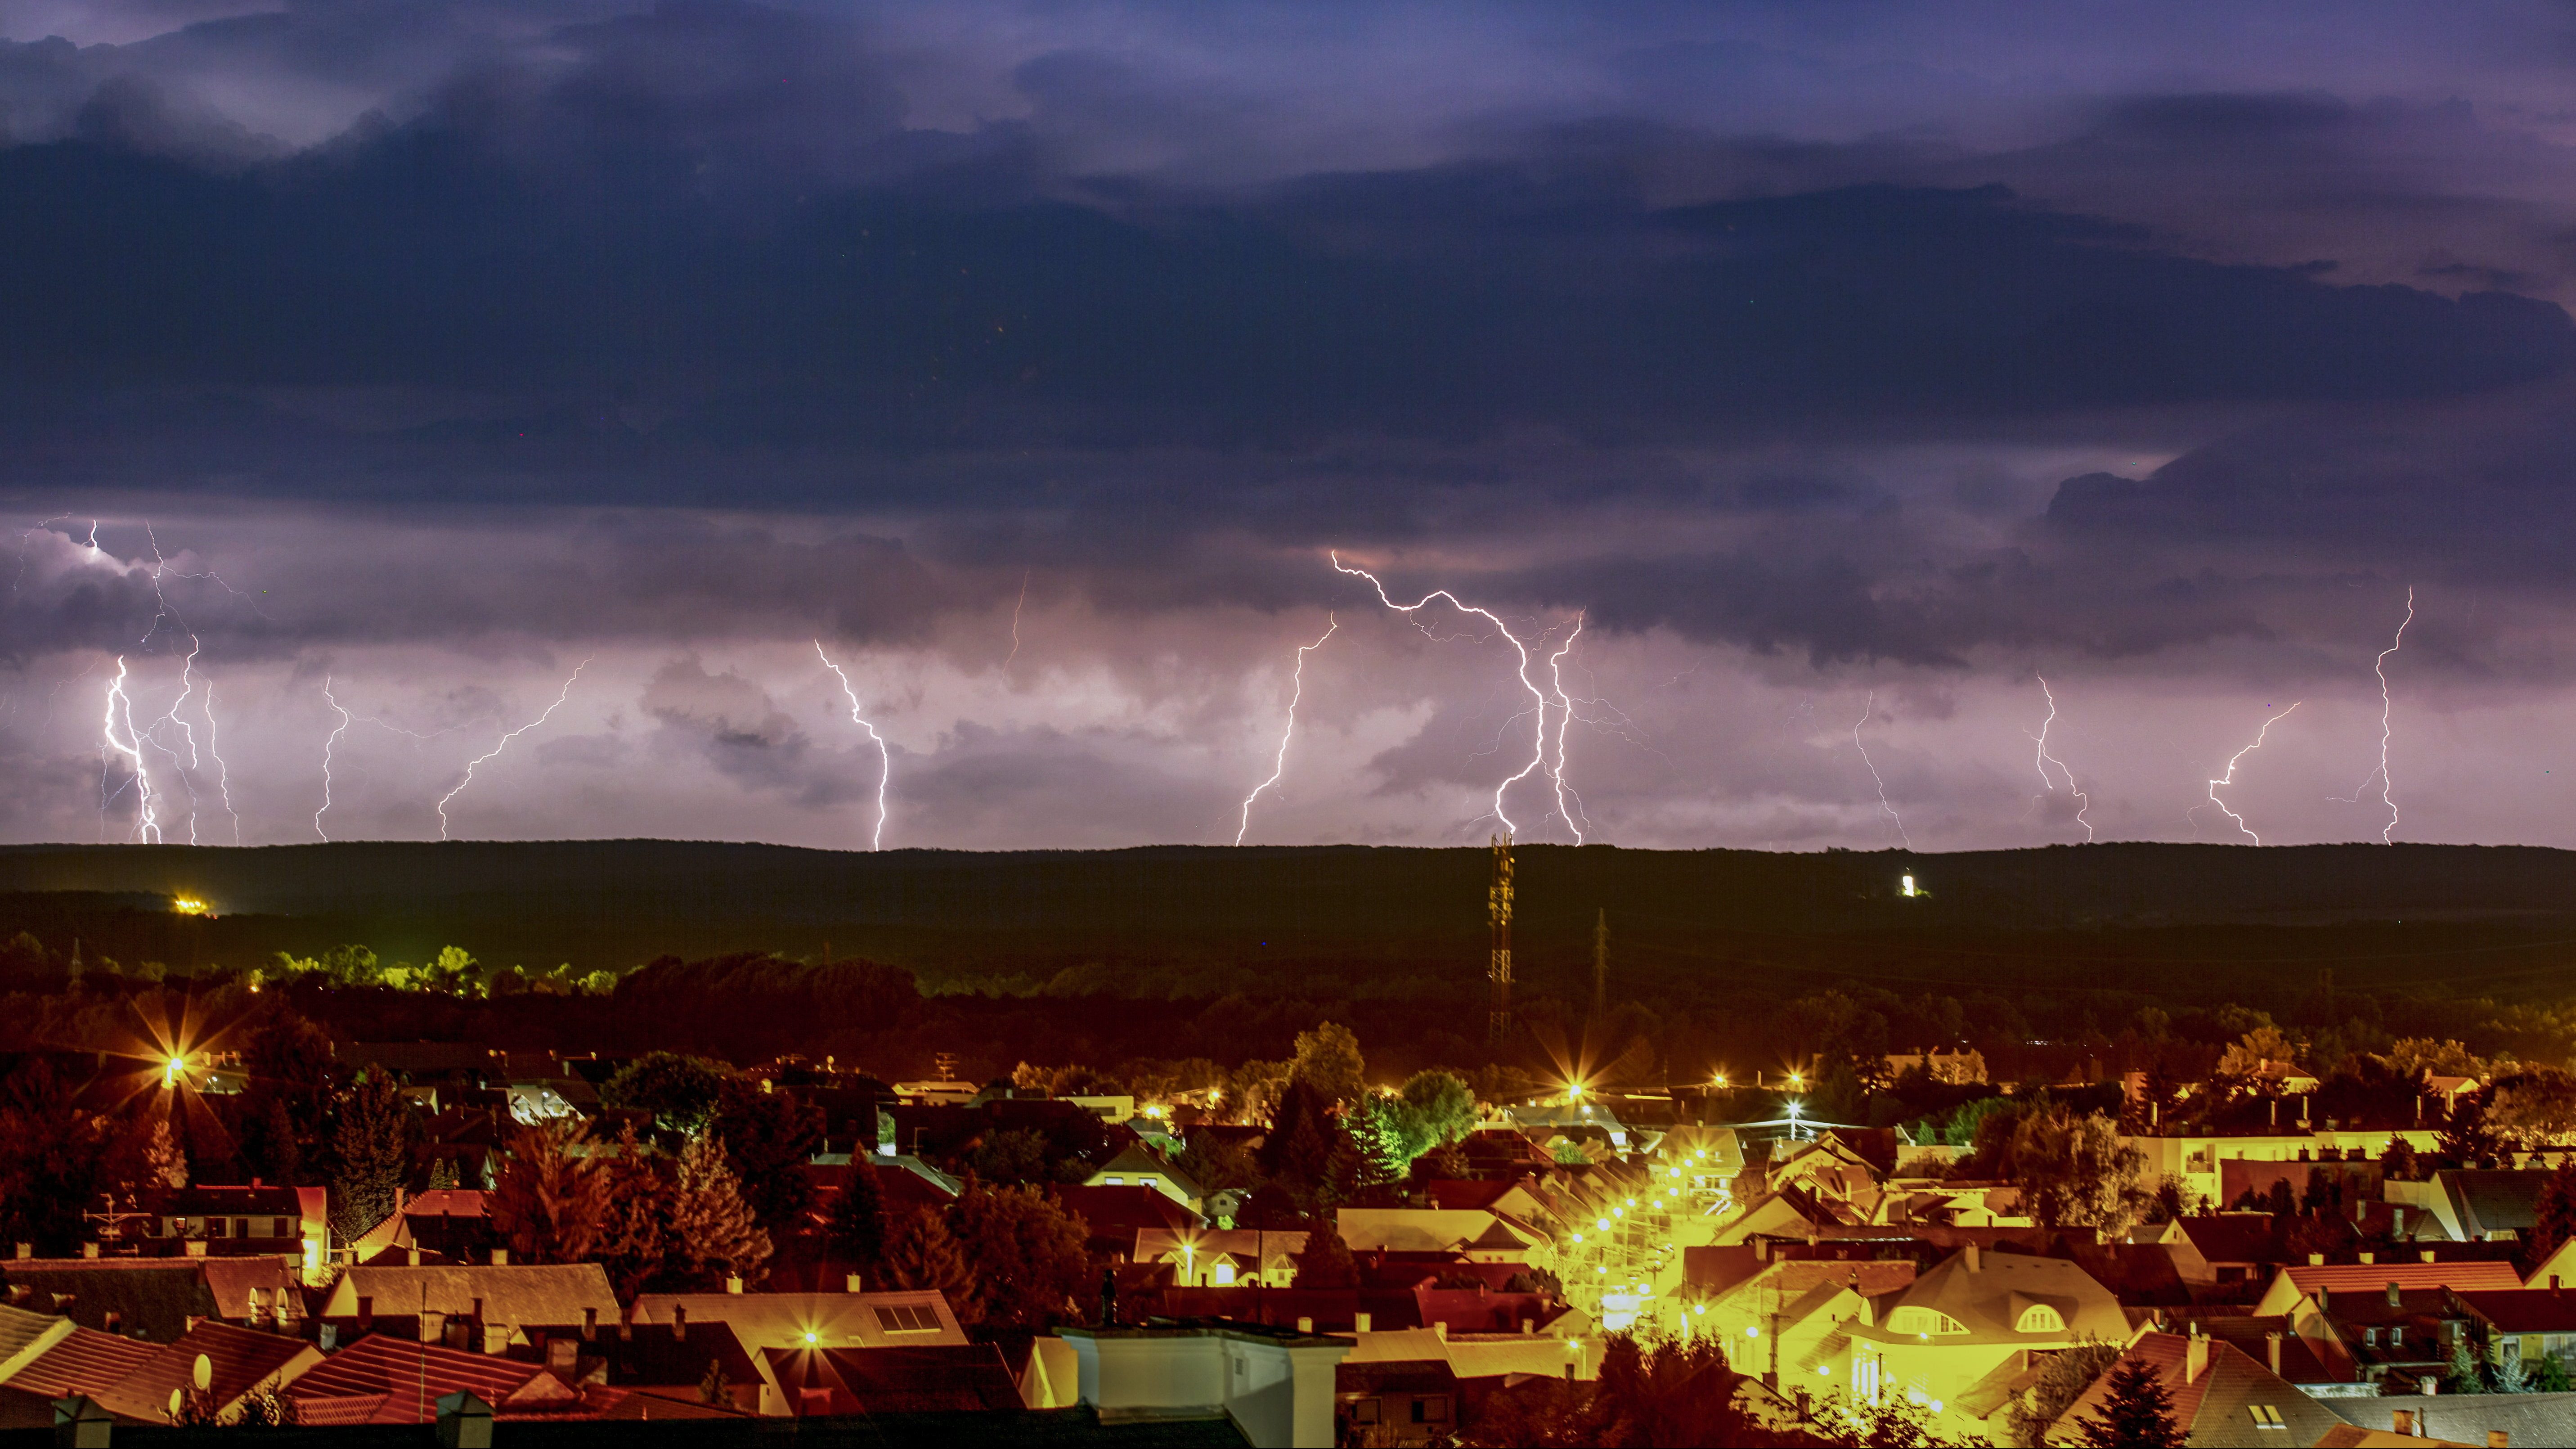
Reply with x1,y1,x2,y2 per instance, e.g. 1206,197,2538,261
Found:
287,1334,556,1424
4,1326,156,1399
91,1321,316,1423
2456,1288,2576,1333
2284,1262,2523,1295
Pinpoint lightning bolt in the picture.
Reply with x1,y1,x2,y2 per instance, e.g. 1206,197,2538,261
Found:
2029,675,2094,843
2333,588,2414,845
1003,569,1030,676
314,675,351,842
101,657,158,843
435,659,591,841
1235,614,1337,846
1331,551,1575,842
2200,702,2301,845
1546,616,1590,845
1852,691,1911,849
815,641,892,850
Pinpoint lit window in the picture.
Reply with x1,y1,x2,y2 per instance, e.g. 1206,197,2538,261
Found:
2248,1405,2286,1430
2015,1305,2065,1334
1212,1261,1238,1286
1104,1176,1122,1186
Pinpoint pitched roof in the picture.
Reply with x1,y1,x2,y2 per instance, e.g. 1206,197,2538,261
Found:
197,1259,303,1323
2053,1332,2347,1449
759,1343,1024,1414
2279,1261,2524,1297
516,1320,760,1390
90,1320,320,1423
2442,1170,2549,1240
2455,1287,2576,1333
0,1304,72,1382
2325,1392,2576,1447
1860,1249,2126,1345
2177,1213,2293,1265
1048,1185,1202,1241
0,1260,224,1341
319,1264,619,1327
0,1323,151,1400
1134,1228,1307,1268
1089,1143,1200,1196
628,1291,966,1351
286,1333,555,1424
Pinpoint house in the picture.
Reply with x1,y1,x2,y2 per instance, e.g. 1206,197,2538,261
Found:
1085,1143,1202,1208
1,1256,302,1341
1336,1209,1541,1263
2325,1392,2576,1448
2388,1170,2552,1243
2253,1257,2524,1317
2152,1309,2356,1399
88,1318,324,1425
2454,1287,2576,1372
1055,1319,1353,1449
1835,1245,2128,1421
507,1318,763,1416
1682,1246,1917,1345
2289,1284,2466,1394
758,1342,1024,1417
285,1333,585,1424
0,1316,154,1428
1135,1228,1307,1288
1053,1185,1203,1260
628,1287,968,1351
2047,1330,2348,1447
318,1263,621,1350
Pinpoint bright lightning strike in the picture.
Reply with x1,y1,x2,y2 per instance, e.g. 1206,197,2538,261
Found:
815,642,892,851
2334,588,2414,845
1546,615,1590,845
435,660,592,841
1235,614,1337,845
101,657,158,843
1852,691,1910,849
2028,676,2093,843
1331,551,1573,842
2202,702,2301,845
1003,569,1030,676
314,676,351,842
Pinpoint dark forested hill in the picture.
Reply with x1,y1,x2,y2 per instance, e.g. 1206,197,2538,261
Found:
1,840,2574,1007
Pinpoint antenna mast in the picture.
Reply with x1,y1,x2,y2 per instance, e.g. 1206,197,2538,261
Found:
1488,835,1514,1042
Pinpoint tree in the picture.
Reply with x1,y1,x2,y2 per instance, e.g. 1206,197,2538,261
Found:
956,1128,1054,1185
2523,1157,2576,1274
1398,1070,1479,1151
238,1010,337,1179
2383,1134,2422,1183
2533,1353,2571,1393
1347,1093,1414,1186
489,1117,612,1264
328,1067,416,1244
2216,1027,2300,1088
940,1184,1090,1328
709,1078,823,1234
590,1125,671,1298
2005,1107,2148,1233
2496,1344,2534,1393
2075,1356,2185,1449
825,1165,889,1275
1260,1080,1355,1211
1173,1133,1261,1196
602,1053,730,1134
1288,1022,1365,1108
2011,1341,2121,1448
2448,1335,2488,1392
2379,1038,2492,1081
2437,1092,2502,1167
885,1207,978,1310
662,1133,772,1288
2491,1069,2576,1148
1294,1215,1357,1288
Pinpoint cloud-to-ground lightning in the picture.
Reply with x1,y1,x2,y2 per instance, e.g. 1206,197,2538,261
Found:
2028,676,2094,843
100,657,158,843
1331,551,1574,842
815,641,892,850
1545,616,1590,844
1234,614,1337,845
2331,587,2414,844
1852,691,1911,849
1003,569,1030,676
2201,702,2302,844
314,676,351,841
435,660,592,841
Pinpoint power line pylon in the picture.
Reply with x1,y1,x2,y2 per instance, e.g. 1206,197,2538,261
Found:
1488,835,1514,1043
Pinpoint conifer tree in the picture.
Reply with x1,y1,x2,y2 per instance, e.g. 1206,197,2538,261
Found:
664,1132,772,1288
2522,1156,2576,1274
1294,1215,1358,1288
592,1124,672,1297
2496,1343,2534,1393
2075,1356,2185,1449
490,1117,612,1264
886,1207,980,1317
328,1068,415,1244
826,1162,889,1275
2449,1335,2489,1393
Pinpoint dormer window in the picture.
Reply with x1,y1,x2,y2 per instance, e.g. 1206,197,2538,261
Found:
2015,1305,2065,1333
1887,1307,1967,1336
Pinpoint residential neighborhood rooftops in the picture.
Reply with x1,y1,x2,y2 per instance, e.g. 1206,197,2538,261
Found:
89,1319,322,1424
319,1264,620,1327
2053,1331,2347,1449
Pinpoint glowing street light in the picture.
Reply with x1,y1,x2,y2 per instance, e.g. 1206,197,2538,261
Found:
163,1055,187,1088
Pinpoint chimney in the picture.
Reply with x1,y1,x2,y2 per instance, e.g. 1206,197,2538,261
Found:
407,1248,421,1267
1520,1318,1533,1335
725,1276,744,1295
2489,1434,2511,1449
2185,1331,2210,1385
582,1307,597,1342
1963,1243,1982,1273
845,1274,864,1295
1296,1316,1313,1334
2308,1252,2325,1266
2360,1251,2375,1264
2387,1281,2402,1308
2394,1411,2414,1435
673,1304,687,1341
2318,1286,2330,1313
1754,1240,1769,1262
2421,1250,2437,1263
356,1295,374,1325
1433,1323,1448,1341
184,1240,207,1259
1355,1312,1372,1332
103,1311,121,1334
185,1314,204,1333
81,1243,98,1260
2265,1332,2282,1374
490,1248,509,1266
485,1323,510,1355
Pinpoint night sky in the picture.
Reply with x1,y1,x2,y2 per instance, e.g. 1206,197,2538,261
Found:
6,1,2576,852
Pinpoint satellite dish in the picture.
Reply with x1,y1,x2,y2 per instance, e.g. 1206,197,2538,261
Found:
169,1389,183,1415
193,1353,212,1391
